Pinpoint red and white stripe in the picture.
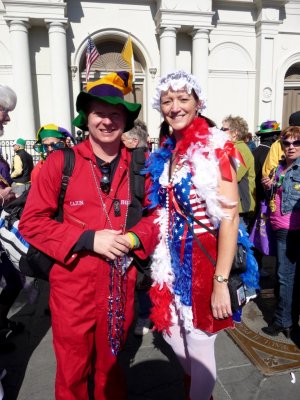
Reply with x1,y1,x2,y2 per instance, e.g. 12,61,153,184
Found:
190,189,215,234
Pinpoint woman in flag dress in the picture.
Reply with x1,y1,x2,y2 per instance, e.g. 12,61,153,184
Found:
147,71,240,400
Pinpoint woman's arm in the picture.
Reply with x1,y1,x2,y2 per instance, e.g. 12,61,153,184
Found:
211,162,239,319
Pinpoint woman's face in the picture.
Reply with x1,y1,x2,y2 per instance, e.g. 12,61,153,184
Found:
160,88,200,135
281,136,300,163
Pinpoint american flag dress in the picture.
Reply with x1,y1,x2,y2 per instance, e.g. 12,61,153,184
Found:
150,154,235,334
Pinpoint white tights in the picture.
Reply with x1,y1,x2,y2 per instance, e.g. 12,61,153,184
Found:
163,321,217,400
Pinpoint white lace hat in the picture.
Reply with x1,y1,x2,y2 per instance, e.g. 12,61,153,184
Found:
151,70,207,112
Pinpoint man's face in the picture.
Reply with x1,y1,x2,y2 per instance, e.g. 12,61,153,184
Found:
87,100,127,148
13,144,19,152
42,137,65,155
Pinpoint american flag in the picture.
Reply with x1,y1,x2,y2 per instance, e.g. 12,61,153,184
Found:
86,37,100,83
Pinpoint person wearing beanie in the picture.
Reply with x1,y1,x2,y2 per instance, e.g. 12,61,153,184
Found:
11,138,33,196
31,123,75,184
19,71,158,400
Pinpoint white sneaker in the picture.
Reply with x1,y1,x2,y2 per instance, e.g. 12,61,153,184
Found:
134,318,151,336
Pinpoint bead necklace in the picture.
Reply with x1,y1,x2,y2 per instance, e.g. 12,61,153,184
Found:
165,157,181,253
90,160,130,355
269,163,285,212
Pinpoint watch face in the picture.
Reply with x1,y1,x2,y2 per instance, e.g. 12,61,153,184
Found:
217,275,223,282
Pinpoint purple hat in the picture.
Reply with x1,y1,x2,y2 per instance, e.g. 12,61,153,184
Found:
73,71,141,132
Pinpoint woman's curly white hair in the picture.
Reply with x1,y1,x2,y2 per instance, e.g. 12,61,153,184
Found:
0,85,17,111
151,70,207,112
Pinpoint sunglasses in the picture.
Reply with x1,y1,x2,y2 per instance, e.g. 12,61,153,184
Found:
281,140,300,148
99,162,111,194
34,141,65,153
220,127,230,132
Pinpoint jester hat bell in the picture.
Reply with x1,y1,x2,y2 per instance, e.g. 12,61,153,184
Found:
73,71,141,131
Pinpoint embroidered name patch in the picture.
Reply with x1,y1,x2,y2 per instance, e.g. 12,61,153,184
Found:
70,200,84,206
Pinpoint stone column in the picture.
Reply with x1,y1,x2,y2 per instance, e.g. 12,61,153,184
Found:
9,19,35,138
47,20,71,132
255,5,281,125
159,26,177,76
191,29,210,98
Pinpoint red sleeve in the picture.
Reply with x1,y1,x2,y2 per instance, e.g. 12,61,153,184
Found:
19,151,83,265
129,172,160,259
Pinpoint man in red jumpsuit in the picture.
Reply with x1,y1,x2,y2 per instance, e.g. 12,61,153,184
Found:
19,71,158,400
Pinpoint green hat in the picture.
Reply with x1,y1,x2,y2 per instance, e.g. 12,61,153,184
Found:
72,71,141,132
36,123,75,144
256,120,281,136
13,138,26,147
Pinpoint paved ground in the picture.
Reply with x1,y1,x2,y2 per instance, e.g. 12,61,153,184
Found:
1,277,300,400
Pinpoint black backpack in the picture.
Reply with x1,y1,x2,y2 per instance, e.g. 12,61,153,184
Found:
19,148,75,280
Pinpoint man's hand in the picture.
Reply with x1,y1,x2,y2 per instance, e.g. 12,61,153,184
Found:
93,229,131,260
0,187,16,206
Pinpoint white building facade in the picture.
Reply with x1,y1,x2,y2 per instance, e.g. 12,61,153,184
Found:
0,0,299,140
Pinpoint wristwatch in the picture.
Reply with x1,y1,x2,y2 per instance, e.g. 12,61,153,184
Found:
213,274,229,283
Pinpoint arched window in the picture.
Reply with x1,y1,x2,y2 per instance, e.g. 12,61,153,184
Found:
79,39,145,122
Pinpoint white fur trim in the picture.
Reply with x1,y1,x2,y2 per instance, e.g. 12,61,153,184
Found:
174,295,195,332
151,208,175,289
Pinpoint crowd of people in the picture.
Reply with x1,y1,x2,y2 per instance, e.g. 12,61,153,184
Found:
0,68,299,400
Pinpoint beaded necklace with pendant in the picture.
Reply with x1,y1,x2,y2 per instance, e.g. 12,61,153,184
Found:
90,160,130,355
269,163,285,212
165,156,181,252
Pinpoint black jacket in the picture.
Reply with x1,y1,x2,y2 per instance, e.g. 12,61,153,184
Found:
12,149,34,184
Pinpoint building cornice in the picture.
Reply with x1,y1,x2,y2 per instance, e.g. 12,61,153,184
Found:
155,9,215,30
3,0,66,25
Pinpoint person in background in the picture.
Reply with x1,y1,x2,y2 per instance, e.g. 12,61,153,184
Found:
121,119,148,150
31,124,75,184
0,148,12,189
262,112,300,178
244,132,256,152
122,119,153,336
148,71,240,400
65,136,73,148
0,84,23,369
222,115,256,230
19,71,158,400
253,121,281,208
261,125,300,338
251,121,281,277
0,85,16,139
11,138,33,196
